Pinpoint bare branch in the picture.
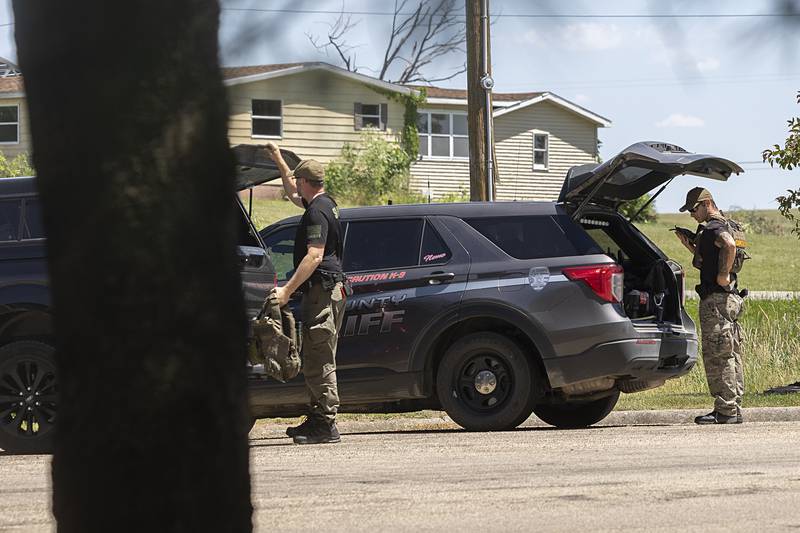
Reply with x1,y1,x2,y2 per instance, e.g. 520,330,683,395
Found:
306,11,362,72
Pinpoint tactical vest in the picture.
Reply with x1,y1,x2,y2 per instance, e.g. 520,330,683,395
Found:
247,290,301,383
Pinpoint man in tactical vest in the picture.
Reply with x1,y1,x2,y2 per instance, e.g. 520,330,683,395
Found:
264,142,347,444
676,187,745,424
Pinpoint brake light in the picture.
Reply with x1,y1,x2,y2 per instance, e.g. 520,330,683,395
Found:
563,264,624,303
678,268,685,307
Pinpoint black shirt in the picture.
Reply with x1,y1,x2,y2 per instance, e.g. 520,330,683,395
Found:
293,193,343,275
698,216,736,293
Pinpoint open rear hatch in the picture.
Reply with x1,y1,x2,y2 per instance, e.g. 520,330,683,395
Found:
233,144,301,191
559,141,743,219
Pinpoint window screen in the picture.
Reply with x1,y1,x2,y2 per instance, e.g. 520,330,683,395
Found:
465,215,600,259
344,219,423,272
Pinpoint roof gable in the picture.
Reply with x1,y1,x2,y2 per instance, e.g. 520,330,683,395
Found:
222,61,415,96
493,92,611,127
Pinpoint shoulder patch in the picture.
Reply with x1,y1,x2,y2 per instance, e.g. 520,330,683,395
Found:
307,225,322,240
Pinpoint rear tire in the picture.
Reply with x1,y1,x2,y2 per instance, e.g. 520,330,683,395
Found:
436,332,536,431
533,390,620,429
0,340,57,454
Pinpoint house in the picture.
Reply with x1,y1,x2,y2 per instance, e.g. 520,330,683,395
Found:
0,59,27,161
0,59,611,201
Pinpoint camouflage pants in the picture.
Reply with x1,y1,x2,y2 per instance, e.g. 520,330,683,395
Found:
300,281,345,423
699,292,745,417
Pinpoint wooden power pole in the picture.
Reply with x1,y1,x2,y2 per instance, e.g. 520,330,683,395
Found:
466,0,495,201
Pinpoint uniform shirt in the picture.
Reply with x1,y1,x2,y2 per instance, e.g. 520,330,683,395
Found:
293,193,343,275
698,215,736,293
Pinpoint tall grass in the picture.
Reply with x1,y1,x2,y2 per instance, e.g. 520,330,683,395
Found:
617,299,800,409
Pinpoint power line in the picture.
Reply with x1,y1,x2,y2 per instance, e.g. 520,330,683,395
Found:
220,7,800,19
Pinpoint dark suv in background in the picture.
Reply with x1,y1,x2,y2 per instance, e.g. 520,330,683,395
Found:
254,142,742,431
0,147,298,453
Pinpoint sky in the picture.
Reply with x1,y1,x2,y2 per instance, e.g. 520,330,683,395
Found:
1,0,799,212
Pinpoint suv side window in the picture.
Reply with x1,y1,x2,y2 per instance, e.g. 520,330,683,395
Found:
420,221,451,265
0,199,20,242
344,219,423,272
263,225,297,281
22,198,44,240
465,215,598,259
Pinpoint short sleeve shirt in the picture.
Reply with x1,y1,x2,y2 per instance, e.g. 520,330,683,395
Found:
293,193,343,274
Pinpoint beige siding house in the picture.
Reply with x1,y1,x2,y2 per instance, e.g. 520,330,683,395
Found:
221,62,610,201
0,60,611,200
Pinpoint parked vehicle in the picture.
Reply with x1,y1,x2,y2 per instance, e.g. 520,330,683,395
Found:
0,147,298,454
254,142,743,431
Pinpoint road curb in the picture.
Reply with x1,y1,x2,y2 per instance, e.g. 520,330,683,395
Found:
596,406,800,426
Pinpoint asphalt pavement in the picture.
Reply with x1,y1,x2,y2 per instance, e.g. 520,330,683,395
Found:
2,407,800,532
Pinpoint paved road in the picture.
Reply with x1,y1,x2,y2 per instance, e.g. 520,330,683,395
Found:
2,412,800,532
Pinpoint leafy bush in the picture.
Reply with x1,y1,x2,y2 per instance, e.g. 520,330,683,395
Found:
618,194,658,223
0,152,34,178
325,130,415,206
436,187,469,203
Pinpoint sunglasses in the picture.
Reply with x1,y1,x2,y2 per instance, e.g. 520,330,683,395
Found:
688,203,703,214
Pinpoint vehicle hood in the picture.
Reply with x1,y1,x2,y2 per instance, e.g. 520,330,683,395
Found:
233,144,301,191
558,141,744,208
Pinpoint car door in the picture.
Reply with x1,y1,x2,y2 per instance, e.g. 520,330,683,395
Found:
235,197,276,319
337,216,470,398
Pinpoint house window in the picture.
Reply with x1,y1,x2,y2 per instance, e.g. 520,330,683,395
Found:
417,112,468,159
251,99,282,138
0,105,19,144
354,103,387,130
533,133,548,170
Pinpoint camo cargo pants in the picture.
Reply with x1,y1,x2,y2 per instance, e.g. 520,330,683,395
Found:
699,292,745,417
301,281,346,423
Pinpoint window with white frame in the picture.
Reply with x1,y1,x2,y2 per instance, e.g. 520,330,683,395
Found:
251,99,282,138
0,105,19,144
354,103,386,130
417,111,468,159
533,133,548,170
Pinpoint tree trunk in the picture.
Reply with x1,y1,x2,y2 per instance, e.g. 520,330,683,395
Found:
466,0,487,201
13,1,252,531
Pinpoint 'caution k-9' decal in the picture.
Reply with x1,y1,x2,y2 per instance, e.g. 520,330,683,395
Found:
347,271,407,284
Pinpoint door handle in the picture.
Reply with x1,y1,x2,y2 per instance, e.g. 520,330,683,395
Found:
427,271,455,285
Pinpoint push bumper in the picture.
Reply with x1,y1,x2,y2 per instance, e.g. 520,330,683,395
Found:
543,335,699,388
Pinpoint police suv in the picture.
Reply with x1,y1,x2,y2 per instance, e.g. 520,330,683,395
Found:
255,142,743,431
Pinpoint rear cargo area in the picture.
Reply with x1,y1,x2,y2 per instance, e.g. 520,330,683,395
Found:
577,211,684,325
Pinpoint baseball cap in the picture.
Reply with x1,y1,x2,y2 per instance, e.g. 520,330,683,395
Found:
679,187,714,212
288,159,324,184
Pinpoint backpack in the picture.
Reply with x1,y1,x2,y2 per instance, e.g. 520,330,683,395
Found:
724,217,750,274
247,290,301,383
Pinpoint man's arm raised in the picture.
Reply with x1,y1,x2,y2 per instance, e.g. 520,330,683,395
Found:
264,142,303,208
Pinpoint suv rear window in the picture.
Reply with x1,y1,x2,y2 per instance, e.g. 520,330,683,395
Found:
465,215,601,259
344,219,423,271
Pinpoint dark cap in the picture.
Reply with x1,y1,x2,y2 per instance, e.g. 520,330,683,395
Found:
289,159,324,184
679,187,714,212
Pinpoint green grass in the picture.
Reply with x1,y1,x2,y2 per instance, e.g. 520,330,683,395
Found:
617,299,800,410
636,211,800,292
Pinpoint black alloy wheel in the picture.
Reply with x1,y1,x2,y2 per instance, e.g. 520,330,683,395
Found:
436,332,537,431
0,340,57,454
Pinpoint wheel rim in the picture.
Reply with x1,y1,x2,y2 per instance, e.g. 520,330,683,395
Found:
453,352,513,413
0,355,57,440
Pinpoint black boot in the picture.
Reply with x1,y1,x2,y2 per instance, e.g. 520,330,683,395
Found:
694,411,742,425
286,416,314,438
292,417,341,444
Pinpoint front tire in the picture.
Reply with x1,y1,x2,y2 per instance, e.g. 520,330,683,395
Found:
436,332,536,431
533,390,620,429
0,340,57,454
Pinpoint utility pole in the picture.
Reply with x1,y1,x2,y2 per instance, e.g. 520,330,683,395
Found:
466,0,495,201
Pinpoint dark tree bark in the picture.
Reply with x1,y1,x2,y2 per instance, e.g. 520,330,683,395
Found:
13,1,252,531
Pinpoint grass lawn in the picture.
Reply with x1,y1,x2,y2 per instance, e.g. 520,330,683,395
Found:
636,211,800,292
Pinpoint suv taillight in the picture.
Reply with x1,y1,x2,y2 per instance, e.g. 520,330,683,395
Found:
563,264,624,303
